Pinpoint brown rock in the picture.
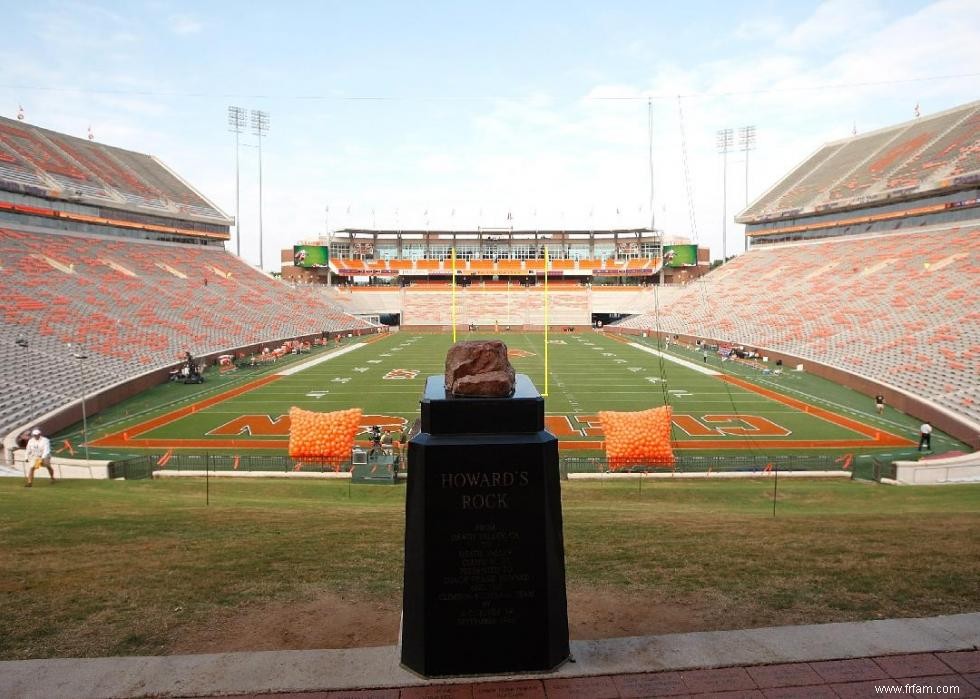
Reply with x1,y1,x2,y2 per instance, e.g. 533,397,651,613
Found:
445,340,516,397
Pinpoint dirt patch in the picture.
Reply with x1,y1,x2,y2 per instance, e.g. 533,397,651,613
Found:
566,588,718,639
169,592,402,654
169,586,720,654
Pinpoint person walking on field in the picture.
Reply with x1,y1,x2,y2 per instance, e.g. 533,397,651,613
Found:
875,394,885,415
24,428,55,486
918,422,933,452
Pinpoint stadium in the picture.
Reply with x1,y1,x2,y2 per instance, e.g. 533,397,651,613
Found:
1,101,979,482
1,90,979,690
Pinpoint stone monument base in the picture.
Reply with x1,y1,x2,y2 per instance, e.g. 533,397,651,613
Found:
400,375,570,677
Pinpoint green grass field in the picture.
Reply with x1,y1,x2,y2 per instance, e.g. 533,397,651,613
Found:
60,331,968,464
2,477,977,659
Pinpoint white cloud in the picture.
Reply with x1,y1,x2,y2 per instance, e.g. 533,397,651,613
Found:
780,0,886,51
733,17,785,42
418,153,459,175
169,15,203,36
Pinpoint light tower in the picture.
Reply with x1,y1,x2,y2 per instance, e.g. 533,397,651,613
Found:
227,106,246,257
251,109,270,270
739,125,756,252
716,128,734,263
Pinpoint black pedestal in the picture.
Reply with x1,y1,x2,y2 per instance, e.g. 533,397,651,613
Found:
401,375,570,677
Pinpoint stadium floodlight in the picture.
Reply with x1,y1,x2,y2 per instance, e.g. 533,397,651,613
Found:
72,349,90,462
739,125,757,252
251,109,270,270
716,128,734,263
227,106,247,257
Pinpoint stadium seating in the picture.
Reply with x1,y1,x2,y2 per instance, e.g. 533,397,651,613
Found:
0,120,112,201
612,224,980,425
740,101,980,221
400,286,590,327
0,227,374,435
877,109,976,192
826,108,968,202
0,116,227,222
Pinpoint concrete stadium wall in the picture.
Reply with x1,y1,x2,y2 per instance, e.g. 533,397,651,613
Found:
891,453,980,484
10,453,111,480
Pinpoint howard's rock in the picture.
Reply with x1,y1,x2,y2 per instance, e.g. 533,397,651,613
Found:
444,340,516,397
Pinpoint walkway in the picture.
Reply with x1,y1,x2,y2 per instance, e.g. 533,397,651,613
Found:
1,613,977,698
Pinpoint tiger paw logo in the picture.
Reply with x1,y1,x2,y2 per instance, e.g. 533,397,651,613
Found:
383,369,420,380
507,349,535,358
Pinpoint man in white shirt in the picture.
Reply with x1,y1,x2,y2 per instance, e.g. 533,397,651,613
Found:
25,428,55,486
918,422,933,452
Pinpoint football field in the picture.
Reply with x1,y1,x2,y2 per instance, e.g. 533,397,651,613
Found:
75,331,958,463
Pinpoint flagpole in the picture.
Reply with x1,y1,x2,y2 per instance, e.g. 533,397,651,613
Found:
543,246,549,397
451,247,457,343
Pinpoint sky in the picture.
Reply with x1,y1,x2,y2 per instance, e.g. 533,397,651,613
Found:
2,0,979,269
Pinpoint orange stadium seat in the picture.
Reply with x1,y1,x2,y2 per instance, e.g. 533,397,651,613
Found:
0,226,374,433
612,224,980,425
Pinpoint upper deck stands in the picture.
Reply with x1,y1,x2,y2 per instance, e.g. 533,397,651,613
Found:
740,101,980,223
825,108,966,202
0,116,230,224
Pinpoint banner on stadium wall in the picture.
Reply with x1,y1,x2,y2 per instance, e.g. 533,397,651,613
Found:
293,245,329,268
664,244,697,267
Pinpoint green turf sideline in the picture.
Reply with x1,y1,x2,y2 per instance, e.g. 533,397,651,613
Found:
275,342,367,376
628,342,721,375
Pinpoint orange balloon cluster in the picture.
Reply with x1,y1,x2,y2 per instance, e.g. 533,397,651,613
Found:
288,406,362,460
598,406,675,469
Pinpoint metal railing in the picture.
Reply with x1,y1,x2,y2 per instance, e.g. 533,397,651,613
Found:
108,451,858,480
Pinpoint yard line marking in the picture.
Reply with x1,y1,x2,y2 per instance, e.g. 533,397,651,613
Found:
275,343,366,376
628,342,721,376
